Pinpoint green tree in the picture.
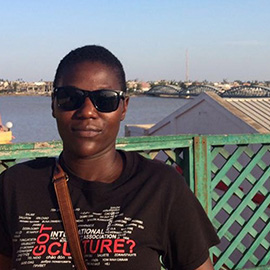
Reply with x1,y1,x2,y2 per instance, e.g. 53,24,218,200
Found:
264,81,270,87
157,80,167,86
148,81,155,88
202,80,208,85
180,82,188,89
234,80,243,85
251,80,258,86
12,82,18,91
136,82,142,91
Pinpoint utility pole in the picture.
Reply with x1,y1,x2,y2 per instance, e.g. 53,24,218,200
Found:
185,49,189,82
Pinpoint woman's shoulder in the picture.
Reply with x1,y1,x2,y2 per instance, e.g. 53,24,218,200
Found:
123,150,186,184
0,157,56,180
129,150,181,170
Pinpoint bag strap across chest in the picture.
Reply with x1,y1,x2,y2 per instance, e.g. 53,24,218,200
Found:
53,159,87,270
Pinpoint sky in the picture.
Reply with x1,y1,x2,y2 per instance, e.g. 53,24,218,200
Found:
0,0,269,82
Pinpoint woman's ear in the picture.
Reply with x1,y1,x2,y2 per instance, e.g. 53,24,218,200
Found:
120,96,129,121
51,98,56,118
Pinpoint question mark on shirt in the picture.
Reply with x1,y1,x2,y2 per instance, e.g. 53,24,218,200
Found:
126,239,136,253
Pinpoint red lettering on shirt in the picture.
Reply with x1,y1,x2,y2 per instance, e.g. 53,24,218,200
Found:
48,242,61,256
100,239,112,253
113,239,125,253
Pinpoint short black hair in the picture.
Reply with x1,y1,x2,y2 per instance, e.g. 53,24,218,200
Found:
53,45,126,92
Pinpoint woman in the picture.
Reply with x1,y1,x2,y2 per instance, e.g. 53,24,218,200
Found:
0,45,219,269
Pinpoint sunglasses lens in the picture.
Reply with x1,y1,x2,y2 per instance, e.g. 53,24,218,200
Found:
91,90,120,112
54,88,122,112
56,88,84,111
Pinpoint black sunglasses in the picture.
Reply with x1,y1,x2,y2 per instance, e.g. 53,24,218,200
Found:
53,86,125,113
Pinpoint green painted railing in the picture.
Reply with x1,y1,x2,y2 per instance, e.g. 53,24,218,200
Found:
1,134,270,270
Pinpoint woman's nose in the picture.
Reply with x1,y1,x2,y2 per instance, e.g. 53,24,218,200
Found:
76,97,98,118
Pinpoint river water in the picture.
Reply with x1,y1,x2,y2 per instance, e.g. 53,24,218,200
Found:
0,95,189,143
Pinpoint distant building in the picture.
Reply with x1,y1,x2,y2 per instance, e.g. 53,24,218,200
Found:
140,82,150,92
17,81,53,93
126,80,150,92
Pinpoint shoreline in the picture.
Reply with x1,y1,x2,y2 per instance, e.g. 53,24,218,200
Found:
0,92,51,97
0,92,145,98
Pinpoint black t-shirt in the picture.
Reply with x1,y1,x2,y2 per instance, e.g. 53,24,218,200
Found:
0,151,219,270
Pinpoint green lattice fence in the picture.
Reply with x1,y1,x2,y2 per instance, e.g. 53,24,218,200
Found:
194,134,270,270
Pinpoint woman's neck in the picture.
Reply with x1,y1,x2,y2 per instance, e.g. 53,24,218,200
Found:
61,150,124,183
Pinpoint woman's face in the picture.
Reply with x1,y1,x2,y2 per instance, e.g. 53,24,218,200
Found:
52,61,129,159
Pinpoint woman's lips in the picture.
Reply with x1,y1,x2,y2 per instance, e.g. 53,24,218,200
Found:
72,126,102,138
